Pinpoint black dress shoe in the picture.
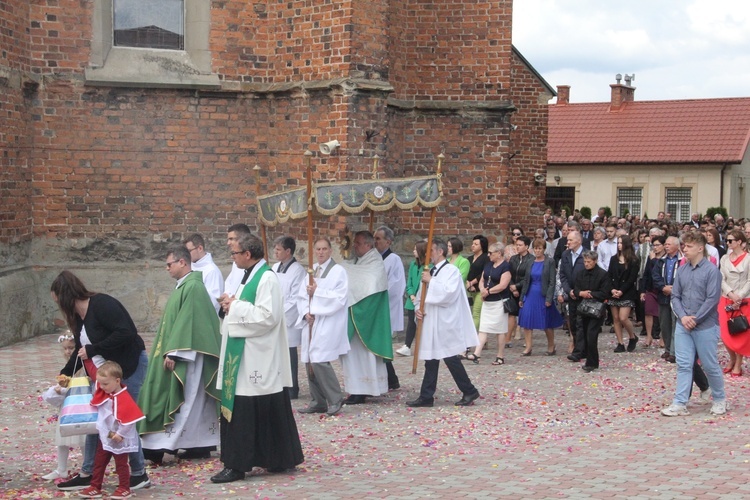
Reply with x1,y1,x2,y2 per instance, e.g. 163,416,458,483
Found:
343,395,367,405
178,448,212,460
389,383,400,390
298,405,327,414
567,354,581,362
455,391,480,406
210,468,245,484
406,397,434,407
582,366,598,372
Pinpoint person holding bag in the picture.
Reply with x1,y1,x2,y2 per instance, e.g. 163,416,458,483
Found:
573,250,612,372
463,242,511,365
718,229,750,377
50,271,150,492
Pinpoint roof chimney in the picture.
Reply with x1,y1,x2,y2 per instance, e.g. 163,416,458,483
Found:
556,85,570,105
610,73,635,111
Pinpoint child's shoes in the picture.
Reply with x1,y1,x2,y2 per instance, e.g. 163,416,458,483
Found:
111,487,132,499
42,470,64,480
77,486,102,498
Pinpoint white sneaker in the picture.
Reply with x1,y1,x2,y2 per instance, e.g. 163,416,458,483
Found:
396,345,412,357
661,404,690,417
710,400,727,415
42,470,64,480
697,387,712,405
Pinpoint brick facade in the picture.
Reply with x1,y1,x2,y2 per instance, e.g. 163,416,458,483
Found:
0,0,553,343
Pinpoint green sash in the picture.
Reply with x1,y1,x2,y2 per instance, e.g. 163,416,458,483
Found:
220,263,271,421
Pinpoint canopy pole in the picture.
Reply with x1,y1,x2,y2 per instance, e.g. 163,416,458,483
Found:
412,153,444,374
369,156,379,232
252,165,268,259
305,151,314,275
304,150,316,381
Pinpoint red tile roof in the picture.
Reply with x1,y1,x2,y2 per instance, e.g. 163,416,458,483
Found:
548,97,750,165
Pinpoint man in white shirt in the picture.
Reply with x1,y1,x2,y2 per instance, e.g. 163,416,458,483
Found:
184,233,225,315
295,238,350,416
272,236,308,400
407,239,480,408
374,226,405,390
222,223,252,299
597,223,618,271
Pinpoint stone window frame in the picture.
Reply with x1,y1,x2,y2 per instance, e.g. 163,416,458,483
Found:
616,187,643,218
85,0,220,89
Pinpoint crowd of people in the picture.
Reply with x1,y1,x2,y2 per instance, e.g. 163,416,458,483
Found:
40,209,750,495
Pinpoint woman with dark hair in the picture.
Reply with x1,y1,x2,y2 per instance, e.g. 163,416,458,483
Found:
608,235,640,353
50,271,150,492
705,227,726,260
640,235,666,347
466,235,490,332
397,241,429,357
447,237,470,282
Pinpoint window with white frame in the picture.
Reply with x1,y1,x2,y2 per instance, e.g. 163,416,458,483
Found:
617,187,642,217
85,0,219,88
665,188,692,222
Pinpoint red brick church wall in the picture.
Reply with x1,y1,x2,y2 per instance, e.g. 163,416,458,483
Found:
0,0,552,339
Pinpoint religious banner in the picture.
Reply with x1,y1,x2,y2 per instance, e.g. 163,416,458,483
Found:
314,175,442,216
257,187,308,227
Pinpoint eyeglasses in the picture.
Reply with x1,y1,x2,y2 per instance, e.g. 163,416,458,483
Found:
230,250,246,256
726,239,736,243
186,247,198,253
166,260,180,268
512,232,522,236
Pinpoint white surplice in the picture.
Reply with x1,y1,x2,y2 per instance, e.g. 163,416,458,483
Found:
224,262,245,297
273,259,307,348
414,259,479,361
217,260,292,396
294,259,350,363
192,252,225,315
383,251,406,333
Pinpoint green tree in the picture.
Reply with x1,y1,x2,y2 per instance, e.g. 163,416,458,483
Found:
705,207,728,220
580,206,592,219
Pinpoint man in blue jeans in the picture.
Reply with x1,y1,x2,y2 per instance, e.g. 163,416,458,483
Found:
661,231,726,417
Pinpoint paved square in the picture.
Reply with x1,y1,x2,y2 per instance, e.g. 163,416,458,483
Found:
1,331,748,498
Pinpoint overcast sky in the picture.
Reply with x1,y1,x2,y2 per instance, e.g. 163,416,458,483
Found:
513,0,750,103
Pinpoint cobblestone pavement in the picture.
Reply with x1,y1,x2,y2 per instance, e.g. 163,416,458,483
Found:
1,330,749,499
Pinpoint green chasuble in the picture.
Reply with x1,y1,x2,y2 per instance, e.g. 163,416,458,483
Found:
348,289,393,360
138,271,221,434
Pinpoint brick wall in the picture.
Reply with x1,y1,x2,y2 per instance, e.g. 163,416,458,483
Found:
389,1,512,101
0,0,554,342
509,49,553,235
0,0,33,248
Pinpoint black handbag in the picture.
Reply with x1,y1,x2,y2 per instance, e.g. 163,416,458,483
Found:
503,297,519,315
727,310,750,336
578,299,606,319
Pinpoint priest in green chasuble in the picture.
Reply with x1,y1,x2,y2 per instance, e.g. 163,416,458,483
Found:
138,244,222,463
338,231,393,405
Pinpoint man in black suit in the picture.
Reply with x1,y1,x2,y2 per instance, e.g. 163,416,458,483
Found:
554,222,591,265
580,219,593,241
558,230,587,362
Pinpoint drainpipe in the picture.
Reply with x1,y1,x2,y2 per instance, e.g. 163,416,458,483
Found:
720,163,729,208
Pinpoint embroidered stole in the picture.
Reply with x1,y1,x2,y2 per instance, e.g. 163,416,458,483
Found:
220,263,271,421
